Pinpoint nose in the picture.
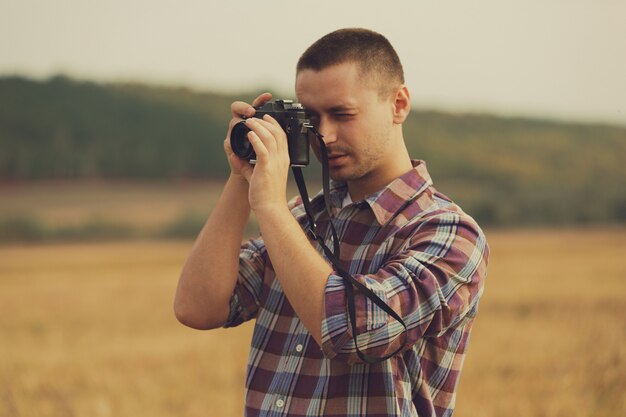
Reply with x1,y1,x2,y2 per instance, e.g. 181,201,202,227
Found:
317,118,337,145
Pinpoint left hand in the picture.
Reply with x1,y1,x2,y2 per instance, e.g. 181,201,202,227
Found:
238,114,291,214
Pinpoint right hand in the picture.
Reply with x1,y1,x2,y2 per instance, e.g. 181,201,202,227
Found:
224,92,273,177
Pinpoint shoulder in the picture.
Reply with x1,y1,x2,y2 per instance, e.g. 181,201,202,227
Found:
400,187,488,256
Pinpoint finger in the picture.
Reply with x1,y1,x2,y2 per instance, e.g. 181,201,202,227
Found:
260,115,288,154
251,92,273,108
223,136,233,153
230,92,272,118
247,130,269,164
251,116,285,142
231,101,256,119
246,118,278,154
228,92,273,130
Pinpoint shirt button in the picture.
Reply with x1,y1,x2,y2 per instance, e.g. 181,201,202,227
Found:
295,344,303,353
276,398,285,408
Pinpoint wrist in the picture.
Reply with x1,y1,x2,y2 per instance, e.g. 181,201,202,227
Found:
228,172,249,186
253,201,290,221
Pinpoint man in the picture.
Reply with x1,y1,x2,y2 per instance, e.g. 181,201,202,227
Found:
174,28,489,416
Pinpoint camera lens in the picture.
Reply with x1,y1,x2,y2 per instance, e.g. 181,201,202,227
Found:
230,121,256,161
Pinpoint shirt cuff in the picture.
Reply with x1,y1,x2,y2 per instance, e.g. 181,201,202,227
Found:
320,272,390,360
223,272,262,328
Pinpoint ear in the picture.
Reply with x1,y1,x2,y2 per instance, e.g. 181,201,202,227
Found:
392,85,411,124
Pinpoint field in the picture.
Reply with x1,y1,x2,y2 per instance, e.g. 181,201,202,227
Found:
0,182,625,416
0,180,317,242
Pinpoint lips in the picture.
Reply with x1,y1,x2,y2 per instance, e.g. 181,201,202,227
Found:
327,154,348,167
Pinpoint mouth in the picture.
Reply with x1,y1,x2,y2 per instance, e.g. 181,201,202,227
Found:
327,153,348,167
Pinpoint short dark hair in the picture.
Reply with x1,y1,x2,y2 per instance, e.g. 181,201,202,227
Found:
296,28,405,96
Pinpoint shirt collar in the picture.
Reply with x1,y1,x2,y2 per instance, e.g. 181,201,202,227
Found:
364,160,433,225
320,160,433,226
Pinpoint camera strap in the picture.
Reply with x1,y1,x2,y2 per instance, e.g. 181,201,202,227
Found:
290,127,407,364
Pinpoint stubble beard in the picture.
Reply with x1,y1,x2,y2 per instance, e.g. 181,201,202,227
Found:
329,149,384,186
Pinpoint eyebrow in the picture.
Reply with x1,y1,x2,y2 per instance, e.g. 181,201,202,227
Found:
304,104,357,116
328,105,357,112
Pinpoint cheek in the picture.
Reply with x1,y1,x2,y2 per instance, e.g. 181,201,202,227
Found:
336,122,358,142
369,114,394,141
348,120,377,143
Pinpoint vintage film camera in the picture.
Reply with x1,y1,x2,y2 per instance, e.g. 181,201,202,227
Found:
230,99,311,167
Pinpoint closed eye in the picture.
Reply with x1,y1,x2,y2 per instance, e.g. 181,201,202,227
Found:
308,115,320,125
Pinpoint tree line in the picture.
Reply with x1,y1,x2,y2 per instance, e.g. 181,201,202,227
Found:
1,75,625,227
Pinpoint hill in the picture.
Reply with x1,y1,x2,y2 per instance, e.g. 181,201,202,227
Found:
1,75,625,227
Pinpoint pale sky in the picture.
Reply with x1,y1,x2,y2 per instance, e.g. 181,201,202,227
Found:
2,0,625,125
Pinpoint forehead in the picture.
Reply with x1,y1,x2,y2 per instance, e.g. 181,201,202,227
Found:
295,62,378,111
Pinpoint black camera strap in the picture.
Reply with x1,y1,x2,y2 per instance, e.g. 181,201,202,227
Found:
291,126,407,364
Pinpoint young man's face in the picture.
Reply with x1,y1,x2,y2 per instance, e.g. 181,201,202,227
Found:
295,62,401,187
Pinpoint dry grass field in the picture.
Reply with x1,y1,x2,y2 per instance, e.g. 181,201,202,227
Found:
1,228,624,417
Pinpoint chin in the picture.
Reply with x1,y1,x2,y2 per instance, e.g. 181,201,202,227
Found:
329,168,362,183
328,169,348,182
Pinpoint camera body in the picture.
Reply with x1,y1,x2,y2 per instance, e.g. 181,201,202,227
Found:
230,99,310,167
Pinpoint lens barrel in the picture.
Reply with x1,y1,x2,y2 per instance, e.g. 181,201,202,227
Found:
230,121,255,161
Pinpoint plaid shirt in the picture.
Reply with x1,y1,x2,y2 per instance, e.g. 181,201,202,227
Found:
225,160,489,417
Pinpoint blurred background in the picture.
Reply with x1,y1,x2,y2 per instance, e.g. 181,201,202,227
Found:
1,1,625,416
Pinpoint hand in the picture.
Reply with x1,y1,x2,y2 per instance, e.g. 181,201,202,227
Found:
224,92,273,178
240,114,291,214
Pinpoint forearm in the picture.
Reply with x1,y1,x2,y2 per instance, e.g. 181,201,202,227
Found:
255,205,332,346
174,174,250,329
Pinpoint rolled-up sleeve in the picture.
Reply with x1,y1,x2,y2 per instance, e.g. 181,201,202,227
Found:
223,237,266,328
320,212,489,364
225,196,304,328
